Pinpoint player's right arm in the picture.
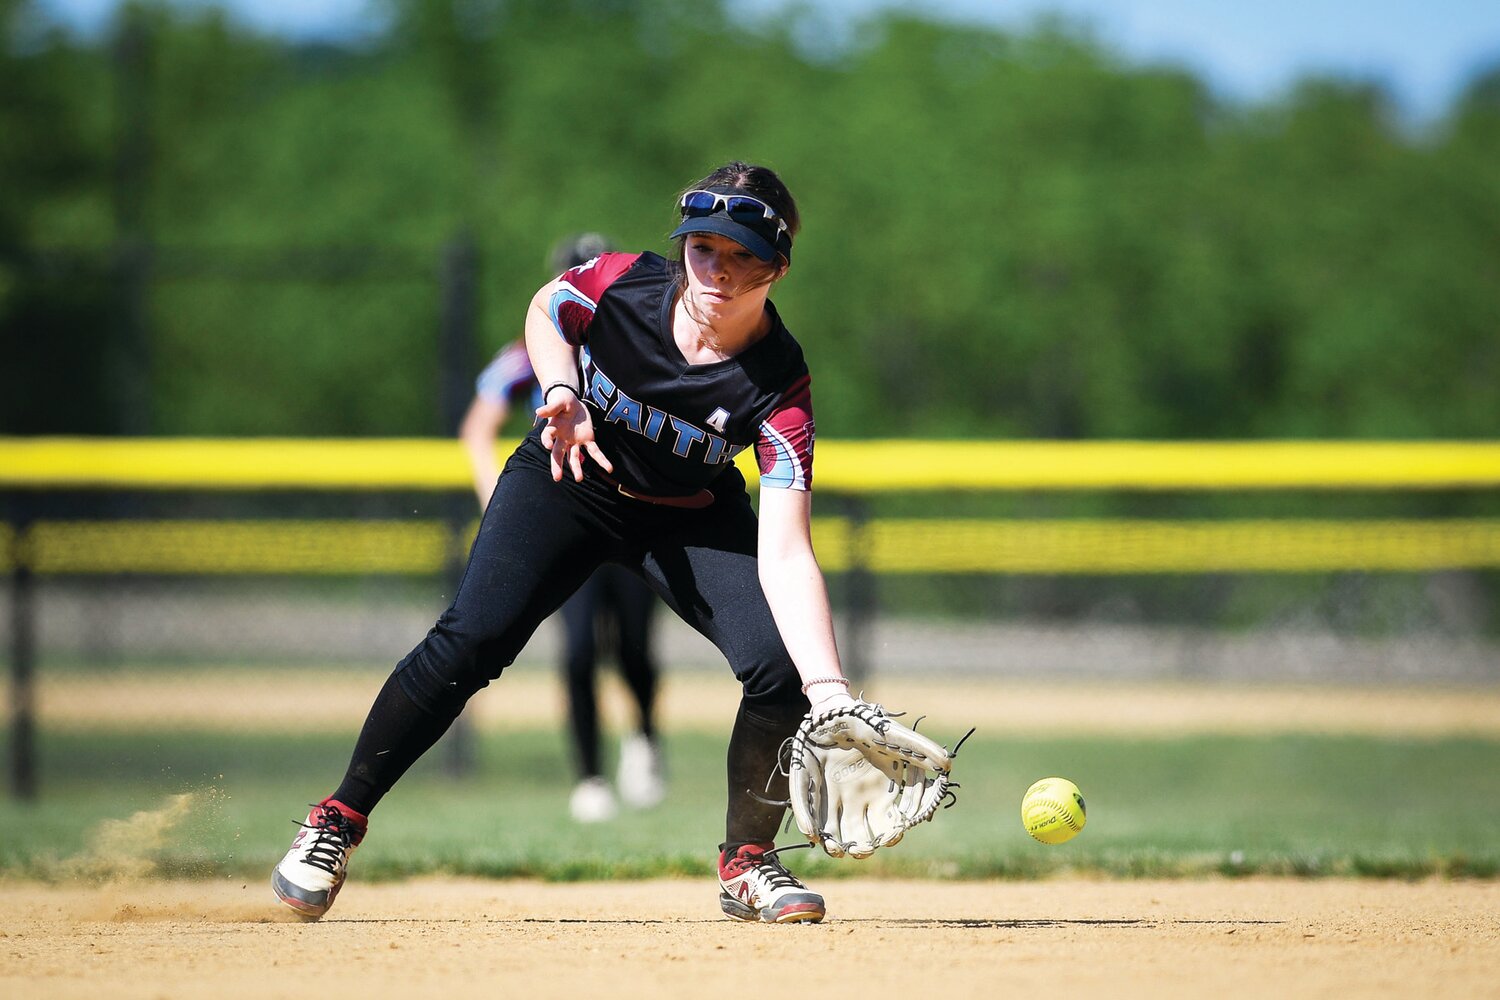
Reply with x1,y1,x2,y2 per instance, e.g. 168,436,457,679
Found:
526,253,640,483
524,280,611,483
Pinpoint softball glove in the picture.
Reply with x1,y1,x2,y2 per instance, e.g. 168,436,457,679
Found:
788,697,971,859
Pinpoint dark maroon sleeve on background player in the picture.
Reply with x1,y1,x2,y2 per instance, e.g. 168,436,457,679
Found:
547,252,642,346
756,374,815,491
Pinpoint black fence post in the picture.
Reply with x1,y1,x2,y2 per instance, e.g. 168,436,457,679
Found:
8,499,36,801
841,495,875,686
438,229,479,434
436,231,480,779
112,12,154,435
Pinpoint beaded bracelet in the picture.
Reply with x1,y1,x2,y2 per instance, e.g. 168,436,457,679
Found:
800,677,852,696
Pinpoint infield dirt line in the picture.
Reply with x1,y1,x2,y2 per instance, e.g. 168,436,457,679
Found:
35,668,1500,737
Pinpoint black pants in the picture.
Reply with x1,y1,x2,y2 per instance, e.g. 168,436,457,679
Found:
559,563,658,780
334,438,807,849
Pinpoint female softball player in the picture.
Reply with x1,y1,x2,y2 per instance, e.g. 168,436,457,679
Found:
274,161,855,924
460,234,667,824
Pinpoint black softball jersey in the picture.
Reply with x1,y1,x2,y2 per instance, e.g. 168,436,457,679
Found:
544,251,816,499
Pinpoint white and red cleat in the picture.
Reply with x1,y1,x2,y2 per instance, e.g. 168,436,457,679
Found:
718,843,825,924
271,798,367,919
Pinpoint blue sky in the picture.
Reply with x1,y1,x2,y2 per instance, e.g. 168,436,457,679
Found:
36,0,1500,122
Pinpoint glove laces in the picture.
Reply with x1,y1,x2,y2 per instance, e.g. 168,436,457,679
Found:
750,705,979,831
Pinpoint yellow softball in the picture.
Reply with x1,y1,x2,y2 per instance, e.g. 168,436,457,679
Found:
1021,777,1087,844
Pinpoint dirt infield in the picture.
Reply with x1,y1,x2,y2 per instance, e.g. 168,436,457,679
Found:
16,676,1500,997
2,876,1496,999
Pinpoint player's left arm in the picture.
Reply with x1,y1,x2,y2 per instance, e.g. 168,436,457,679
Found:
757,485,853,712
753,375,852,708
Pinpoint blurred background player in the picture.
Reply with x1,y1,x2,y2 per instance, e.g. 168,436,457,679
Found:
459,232,666,823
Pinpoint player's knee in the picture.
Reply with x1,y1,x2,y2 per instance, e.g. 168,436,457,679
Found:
394,634,508,716
736,652,806,711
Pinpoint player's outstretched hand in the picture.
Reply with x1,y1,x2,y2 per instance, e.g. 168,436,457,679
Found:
536,393,613,483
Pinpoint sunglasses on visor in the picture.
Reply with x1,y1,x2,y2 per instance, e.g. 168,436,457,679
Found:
679,190,789,237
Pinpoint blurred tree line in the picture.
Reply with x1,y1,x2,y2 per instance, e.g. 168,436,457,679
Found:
2,0,1497,439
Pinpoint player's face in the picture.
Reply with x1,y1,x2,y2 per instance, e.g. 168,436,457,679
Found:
682,233,776,320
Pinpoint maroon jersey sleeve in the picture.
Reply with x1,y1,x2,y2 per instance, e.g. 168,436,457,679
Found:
546,252,641,347
755,374,815,490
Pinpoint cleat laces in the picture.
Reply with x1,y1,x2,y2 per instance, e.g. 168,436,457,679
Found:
727,844,809,893
294,804,360,876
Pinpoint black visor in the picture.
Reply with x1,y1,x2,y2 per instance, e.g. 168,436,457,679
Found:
671,187,792,263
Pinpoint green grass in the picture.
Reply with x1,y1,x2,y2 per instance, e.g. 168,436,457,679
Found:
3,725,1498,881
